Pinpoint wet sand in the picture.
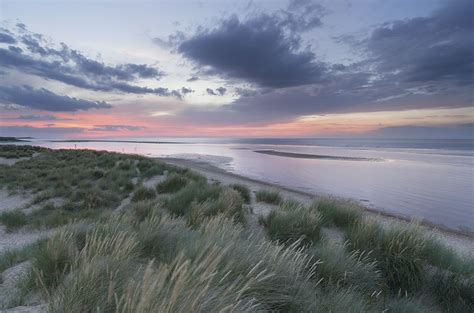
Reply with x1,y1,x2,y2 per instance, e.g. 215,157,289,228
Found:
254,149,383,161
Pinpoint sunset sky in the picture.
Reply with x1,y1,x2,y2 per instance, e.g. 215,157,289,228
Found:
0,0,473,138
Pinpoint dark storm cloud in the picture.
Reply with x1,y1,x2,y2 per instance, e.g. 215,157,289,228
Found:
365,0,474,85
0,25,191,99
178,12,327,88
90,125,144,131
0,32,16,44
0,85,112,112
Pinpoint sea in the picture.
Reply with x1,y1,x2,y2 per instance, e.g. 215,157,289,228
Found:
8,137,474,234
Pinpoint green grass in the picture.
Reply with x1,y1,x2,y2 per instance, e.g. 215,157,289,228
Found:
229,183,251,203
261,200,323,245
315,196,362,228
0,145,46,158
429,270,474,312
421,238,474,275
164,181,221,216
346,219,427,294
2,146,473,312
256,189,282,204
0,210,28,231
156,174,188,193
0,240,45,272
308,241,381,295
131,186,156,202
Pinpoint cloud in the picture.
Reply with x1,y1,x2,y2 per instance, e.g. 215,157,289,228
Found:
0,85,112,111
15,114,73,121
367,123,474,139
168,0,474,126
0,125,84,138
206,88,217,96
178,13,327,88
0,24,191,99
89,124,144,131
281,0,325,32
364,0,473,85
215,87,226,95
186,76,199,82
205,87,226,96
180,87,194,95
0,32,16,44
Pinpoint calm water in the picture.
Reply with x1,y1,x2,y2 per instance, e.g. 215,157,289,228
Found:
12,138,474,234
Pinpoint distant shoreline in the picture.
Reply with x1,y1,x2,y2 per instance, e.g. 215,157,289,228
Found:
0,136,31,142
254,149,383,161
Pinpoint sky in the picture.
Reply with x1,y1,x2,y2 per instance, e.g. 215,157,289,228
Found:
0,0,473,138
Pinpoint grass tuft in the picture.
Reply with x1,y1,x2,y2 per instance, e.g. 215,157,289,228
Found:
346,219,427,293
309,241,381,295
261,200,323,245
0,210,28,231
156,174,188,193
229,183,251,204
131,186,156,202
256,189,282,204
429,270,474,312
314,196,362,228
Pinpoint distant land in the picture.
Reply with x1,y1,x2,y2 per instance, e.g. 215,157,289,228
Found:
0,136,31,142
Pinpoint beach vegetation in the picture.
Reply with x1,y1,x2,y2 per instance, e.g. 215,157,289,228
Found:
131,186,156,202
229,183,251,203
261,200,322,245
156,173,188,193
0,210,28,231
256,189,282,204
1,145,472,312
315,196,362,228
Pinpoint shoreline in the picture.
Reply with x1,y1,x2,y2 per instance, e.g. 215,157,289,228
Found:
158,157,474,255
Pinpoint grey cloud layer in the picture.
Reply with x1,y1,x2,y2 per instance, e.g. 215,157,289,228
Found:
0,85,111,111
365,0,473,85
171,0,473,125
178,0,326,88
0,25,191,99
